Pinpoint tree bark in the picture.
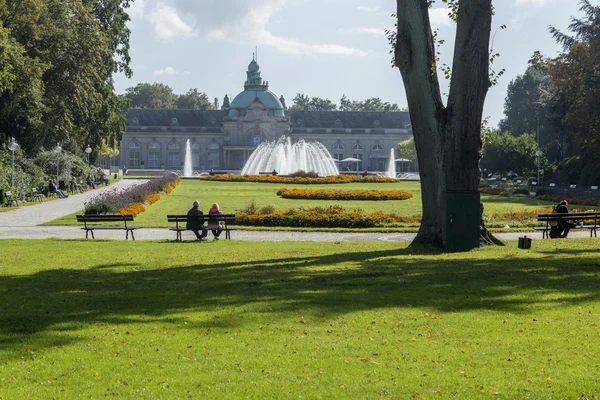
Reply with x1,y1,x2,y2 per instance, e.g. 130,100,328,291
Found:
395,0,493,248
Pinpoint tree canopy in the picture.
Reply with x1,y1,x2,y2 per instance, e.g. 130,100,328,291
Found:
288,93,404,112
124,83,215,110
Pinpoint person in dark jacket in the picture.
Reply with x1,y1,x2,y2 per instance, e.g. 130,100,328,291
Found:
187,200,207,240
207,203,223,240
550,200,574,238
48,179,68,199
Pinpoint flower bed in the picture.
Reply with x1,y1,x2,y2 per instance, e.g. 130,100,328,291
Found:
235,205,421,228
84,173,180,215
277,188,413,200
201,174,398,184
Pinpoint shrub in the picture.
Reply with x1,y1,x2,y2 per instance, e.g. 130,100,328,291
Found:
512,188,531,196
84,172,179,215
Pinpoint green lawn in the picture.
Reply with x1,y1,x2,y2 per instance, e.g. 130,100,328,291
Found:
1,239,599,398
46,180,558,228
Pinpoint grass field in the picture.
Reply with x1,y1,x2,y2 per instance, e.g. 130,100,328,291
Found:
46,180,558,228
1,239,599,398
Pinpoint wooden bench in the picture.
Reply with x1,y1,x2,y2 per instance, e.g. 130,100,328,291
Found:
31,188,44,203
536,212,600,238
5,191,19,207
167,214,237,241
76,214,141,240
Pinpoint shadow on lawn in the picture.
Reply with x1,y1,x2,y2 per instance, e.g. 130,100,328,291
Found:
1,243,599,346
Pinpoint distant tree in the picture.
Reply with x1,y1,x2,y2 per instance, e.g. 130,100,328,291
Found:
125,83,178,109
289,94,311,111
546,0,600,184
177,89,213,110
309,97,337,111
481,131,540,177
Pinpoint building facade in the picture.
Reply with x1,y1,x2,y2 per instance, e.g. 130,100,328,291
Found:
121,58,412,173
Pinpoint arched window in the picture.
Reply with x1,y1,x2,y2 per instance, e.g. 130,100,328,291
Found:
191,142,201,168
148,142,161,168
128,141,140,167
332,143,344,162
372,144,383,151
168,142,180,167
207,142,220,168
352,143,364,171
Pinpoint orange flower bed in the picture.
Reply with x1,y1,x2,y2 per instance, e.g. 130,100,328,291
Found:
145,193,161,204
277,188,413,200
119,203,146,216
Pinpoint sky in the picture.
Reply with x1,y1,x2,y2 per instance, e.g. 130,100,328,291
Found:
114,0,587,128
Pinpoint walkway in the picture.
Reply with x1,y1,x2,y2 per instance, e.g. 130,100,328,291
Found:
0,180,588,242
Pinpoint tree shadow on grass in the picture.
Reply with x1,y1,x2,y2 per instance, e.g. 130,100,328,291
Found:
1,244,599,352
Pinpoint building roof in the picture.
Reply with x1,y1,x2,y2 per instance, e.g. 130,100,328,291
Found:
126,109,227,127
287,110,410,130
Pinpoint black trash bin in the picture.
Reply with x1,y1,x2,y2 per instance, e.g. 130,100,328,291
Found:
518,236,532,249
59,180,67,191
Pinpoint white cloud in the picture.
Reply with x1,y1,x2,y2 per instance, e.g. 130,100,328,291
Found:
167,0,367,56
127,0,147,20
148,3,194,40
338,27,386,38
429,8,452,29
153,67,191,76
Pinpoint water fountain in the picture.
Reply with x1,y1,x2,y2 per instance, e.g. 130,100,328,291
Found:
241,136,339,176
384,148,397,178
183,139,193,177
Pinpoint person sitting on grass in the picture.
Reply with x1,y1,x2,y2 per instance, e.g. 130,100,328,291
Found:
48,179,68,199
187,200,207,241
272,169,278,176
207,203,223,240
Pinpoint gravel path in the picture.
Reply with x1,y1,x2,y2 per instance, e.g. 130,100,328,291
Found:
0,181,588,242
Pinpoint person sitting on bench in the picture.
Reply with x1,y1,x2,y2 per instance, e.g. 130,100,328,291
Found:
48,179,68,199
187,200,207,241
208,203,224,240
550,200,575,238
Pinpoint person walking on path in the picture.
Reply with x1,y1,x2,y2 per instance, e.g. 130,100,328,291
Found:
187,200,207,241
207,203,223,240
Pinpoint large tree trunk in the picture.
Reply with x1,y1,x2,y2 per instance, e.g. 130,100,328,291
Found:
395,0,493,249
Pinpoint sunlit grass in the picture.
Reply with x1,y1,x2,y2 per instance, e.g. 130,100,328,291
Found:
1,238,599,398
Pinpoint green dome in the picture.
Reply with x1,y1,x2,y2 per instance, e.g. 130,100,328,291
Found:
228,56,285,117
229,90,285,117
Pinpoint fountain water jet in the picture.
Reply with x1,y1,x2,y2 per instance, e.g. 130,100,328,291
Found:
385,148,397,178
183,139,193,177
241,136,339,176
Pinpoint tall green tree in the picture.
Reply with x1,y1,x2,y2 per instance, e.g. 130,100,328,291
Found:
547,0,600,185
0,0,132,155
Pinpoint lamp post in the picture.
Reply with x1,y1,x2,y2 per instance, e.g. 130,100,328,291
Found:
85,145,92,166
8,137,19,188
535,149,542,186
55,143,62,183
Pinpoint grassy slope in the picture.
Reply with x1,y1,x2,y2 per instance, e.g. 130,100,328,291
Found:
0,239,599,398
45,180,557,228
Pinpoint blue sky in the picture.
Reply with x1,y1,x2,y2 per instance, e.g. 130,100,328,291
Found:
115,0,586,127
